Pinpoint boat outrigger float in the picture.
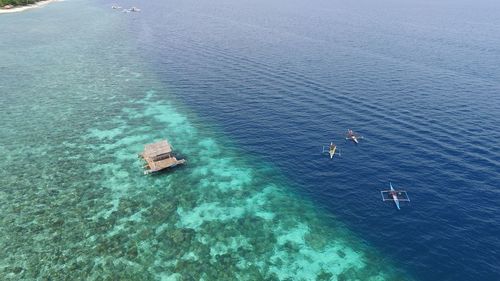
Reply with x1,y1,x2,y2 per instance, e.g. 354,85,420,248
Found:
346,129,363,144
381,182,410,210
322,142,340,159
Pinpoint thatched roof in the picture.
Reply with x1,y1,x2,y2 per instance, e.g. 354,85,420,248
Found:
141,140,172,159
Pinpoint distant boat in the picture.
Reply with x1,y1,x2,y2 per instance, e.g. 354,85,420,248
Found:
121,7,141,13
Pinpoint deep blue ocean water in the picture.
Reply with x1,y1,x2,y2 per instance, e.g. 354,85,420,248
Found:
119,0,500,280
1,0,499,280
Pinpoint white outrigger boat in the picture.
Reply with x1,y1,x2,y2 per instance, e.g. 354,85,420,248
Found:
346,129,363,144
122,6,141,13
322,142,340,159
381,182,410,210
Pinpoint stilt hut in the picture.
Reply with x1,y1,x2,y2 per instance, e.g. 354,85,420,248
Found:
139,140,185,174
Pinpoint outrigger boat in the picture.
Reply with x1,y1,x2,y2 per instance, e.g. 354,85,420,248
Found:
322,142,340,159
381,182,410,210
122,7,141,13
346,129,363,144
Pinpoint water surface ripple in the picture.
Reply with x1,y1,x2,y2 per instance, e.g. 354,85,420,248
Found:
1,0,500,280
126,0,500,280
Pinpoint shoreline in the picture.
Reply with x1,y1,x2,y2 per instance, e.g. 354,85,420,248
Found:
0,0,60,14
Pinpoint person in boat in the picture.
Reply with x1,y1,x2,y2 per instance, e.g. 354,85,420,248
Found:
389,190,400,197
329,143,336,151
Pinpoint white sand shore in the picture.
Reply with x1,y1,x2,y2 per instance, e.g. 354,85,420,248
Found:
0,0,61,14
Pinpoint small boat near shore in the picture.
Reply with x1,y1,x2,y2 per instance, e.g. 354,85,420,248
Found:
120,6,141,13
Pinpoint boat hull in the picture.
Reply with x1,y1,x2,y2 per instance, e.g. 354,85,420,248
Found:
329,146,336,159
392,195,400,210
390,183,400,210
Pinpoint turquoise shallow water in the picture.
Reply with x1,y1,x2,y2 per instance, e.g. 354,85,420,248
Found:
0,1,405,280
